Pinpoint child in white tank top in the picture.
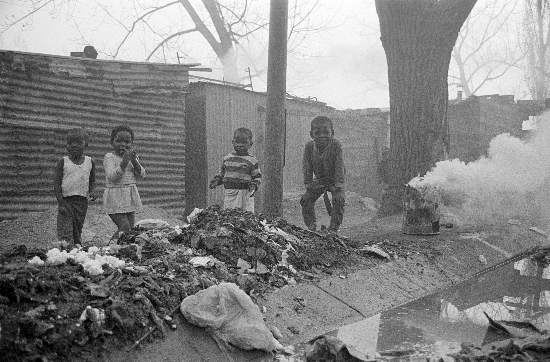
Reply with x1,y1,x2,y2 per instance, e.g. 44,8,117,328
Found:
54,128,96,246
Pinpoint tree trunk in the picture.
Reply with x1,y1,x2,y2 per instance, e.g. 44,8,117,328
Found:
535,0,547,100
452,52,472,97
376,0,476,215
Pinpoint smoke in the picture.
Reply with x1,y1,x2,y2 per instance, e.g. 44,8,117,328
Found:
409,111,550,224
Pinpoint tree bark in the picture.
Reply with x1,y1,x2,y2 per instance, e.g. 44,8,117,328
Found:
376,0,476,215
535,0,547,100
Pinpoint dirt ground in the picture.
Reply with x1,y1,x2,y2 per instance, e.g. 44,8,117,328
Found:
2,192,548,361
0,192,384,361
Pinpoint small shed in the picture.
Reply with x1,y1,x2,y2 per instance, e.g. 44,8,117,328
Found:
184,82,388,214
0,49,197,220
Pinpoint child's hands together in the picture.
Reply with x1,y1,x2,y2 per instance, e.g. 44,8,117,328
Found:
121,148,133,163
129,147,138,161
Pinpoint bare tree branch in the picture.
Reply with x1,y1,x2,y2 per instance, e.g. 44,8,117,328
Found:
288,0,320,40
93,0,129,31
218,0,247,28
111,1,179,58
462,2,515,65
472,64,517,94
451,0,522,96
145,28,197,61
178,0,221,54
232,23,268,38
0,0,54,34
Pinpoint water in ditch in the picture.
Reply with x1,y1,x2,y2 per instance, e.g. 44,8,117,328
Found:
325,250,550,360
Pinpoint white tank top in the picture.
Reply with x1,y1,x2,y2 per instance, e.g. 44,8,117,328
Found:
61,156,92,197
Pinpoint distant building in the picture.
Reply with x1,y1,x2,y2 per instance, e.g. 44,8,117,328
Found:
447,94,547,162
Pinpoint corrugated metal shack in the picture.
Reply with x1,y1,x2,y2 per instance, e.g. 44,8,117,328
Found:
185,82,388,213
0,50,192,220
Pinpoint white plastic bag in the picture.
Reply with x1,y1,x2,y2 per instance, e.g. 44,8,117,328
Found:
186,208,203,224
180,282,282,352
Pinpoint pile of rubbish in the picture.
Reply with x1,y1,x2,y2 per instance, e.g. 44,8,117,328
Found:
0,206,360,360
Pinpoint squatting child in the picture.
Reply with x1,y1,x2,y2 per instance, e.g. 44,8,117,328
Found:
54,128,96,246
300,115,346,234
209,127,261,212
103,125,146,239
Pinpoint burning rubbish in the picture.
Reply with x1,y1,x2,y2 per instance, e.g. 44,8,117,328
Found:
0,205,362,360
402,185,441,235
407,111,550,225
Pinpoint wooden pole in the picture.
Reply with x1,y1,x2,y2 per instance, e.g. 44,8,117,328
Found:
263,0,288,218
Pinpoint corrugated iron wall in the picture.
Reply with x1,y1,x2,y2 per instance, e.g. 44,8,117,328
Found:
0,50,188,220
186,82,388,212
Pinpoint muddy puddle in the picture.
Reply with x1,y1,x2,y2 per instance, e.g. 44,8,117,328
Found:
324,250,550,360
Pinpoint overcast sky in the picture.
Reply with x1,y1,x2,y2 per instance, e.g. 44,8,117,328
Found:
0,0,526,109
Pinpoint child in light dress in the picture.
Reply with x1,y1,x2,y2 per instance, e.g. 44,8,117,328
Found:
103,125,146,239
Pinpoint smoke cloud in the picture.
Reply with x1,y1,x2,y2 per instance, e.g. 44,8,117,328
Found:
409,111,550,225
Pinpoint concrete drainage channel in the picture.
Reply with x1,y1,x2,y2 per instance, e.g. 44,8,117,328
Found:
106,226,546,361
320,245,549,360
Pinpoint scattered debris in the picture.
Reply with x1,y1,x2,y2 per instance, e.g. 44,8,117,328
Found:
186,208,203,224
478,254,487,265
484,312,544,339
270,326,283,341
306,335,370,362
358,245,391,260
189,255,220,268
135,219,170,230
28,255,45,265
0,205,375,360
287,326,300,335
42,247,126,275
529,226,547,237
452,335,550,361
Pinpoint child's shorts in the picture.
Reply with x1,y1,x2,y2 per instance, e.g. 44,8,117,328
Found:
223,189,254,212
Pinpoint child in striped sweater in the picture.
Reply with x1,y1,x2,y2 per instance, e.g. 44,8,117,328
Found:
209,128,261,212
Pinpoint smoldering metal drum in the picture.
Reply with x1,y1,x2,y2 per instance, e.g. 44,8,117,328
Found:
402,185,440,235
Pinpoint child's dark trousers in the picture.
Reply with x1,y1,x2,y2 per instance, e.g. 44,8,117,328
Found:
300,188,345,232
57,196,88,244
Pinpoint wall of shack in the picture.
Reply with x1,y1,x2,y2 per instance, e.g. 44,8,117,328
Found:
185,82,388,213
0,50,188,220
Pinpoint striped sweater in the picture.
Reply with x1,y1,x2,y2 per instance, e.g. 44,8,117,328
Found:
213,152,261,190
